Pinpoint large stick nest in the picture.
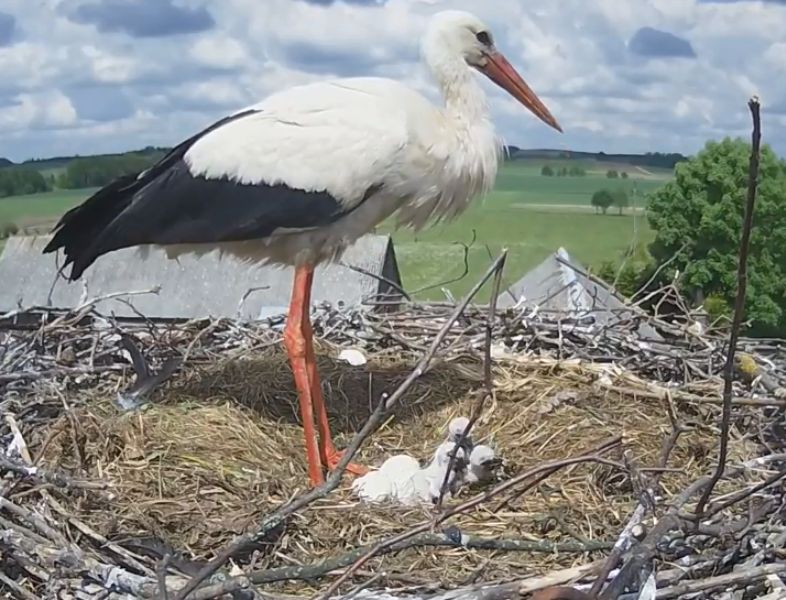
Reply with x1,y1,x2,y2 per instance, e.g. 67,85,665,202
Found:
1,302,785,598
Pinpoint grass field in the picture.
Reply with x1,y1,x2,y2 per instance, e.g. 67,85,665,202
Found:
0,188,98,226
380,161,664,299
383,197,652,301
0,161,669,300
494,162,666,206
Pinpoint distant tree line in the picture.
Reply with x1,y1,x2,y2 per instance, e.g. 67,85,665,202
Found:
541,165,633,179
0,151,167,198
21,146,168,170
595,151,686,170
0,167,51,198
541,164,586,177
509,149,687,169
58,152,164,189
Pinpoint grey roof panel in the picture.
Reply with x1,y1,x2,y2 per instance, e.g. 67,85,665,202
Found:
0,234,402,320
497,247,662,341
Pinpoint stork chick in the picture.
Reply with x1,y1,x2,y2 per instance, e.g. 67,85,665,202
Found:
423,440,469,502
352,441,468,506
466,444,502,485
351,454,420,503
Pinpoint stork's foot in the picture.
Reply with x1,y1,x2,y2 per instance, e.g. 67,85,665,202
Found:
325,448,369,477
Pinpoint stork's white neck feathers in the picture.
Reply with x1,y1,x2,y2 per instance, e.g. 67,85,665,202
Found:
423,47,489,126
421,12,492,126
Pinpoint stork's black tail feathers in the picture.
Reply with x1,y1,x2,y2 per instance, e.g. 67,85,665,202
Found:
42,109,263,281
43,173,145,281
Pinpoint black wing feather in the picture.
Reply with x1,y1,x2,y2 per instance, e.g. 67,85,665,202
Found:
43,109,374,281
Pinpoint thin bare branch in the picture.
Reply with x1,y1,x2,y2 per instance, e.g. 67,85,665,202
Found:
695,96,762,516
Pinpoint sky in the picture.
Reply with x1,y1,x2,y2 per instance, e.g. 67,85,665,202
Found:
0,0,785,162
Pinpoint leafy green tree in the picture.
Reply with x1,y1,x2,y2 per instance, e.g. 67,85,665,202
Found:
606,169,619,178
621,171,629,179
541,165,554,176
611,189,630,215
590,189,615,214
647,137,786,336
569,165,586,177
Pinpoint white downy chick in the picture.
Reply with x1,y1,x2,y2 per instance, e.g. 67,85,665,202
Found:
422,440,469,503
353,444,463,506
447,416,471,445
447,416,475,459
465,444,502,485
351,454,420,503
364,443,459,507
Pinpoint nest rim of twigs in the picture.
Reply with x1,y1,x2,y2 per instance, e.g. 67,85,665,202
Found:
22,341,759,594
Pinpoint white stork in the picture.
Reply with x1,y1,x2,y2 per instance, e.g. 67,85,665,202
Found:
43,9,561,487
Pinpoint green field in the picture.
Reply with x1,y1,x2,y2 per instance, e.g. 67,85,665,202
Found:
0,188,98,227
493,162,666,206
381,162,664,299
0,161,669,299
383,197,653,300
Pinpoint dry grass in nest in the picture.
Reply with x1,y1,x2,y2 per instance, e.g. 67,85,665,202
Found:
32,345,756,591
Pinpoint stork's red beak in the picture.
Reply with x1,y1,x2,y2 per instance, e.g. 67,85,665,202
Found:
480,51,562,133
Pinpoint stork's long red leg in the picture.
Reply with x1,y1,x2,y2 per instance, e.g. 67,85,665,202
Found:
284,264,367,486
284,265,324,486
303,316,368,477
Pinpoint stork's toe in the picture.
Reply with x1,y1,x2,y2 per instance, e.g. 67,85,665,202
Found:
326,449,368,477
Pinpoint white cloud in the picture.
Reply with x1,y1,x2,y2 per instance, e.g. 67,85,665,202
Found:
81,45,143,83
0,90,77,131
189,35,250,70
0,43,69,91
0,0,783,161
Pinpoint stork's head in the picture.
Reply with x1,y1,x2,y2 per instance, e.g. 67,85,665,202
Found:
447,416,470,439
423,10,562,133
469,444,501,469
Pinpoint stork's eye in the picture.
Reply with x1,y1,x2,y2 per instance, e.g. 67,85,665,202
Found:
476,31,491,46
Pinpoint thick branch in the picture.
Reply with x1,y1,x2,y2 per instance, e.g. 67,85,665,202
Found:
249,533,611,585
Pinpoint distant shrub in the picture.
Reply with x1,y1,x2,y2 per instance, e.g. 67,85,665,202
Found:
541,165,554,176
606,169,620,178
0,222,19,239
703,294,731,326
